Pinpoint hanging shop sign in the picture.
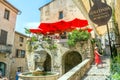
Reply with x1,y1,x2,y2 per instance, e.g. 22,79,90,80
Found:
88,0,112,26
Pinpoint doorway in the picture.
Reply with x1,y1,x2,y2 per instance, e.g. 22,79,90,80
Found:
0,62,6,76
64,51,82,73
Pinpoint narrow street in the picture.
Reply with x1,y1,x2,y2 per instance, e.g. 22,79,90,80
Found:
82,56,110,80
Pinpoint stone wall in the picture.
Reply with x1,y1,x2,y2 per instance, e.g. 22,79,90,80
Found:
0,0,19,78
0,54,10,77
26,38,92,78
38,0,94,77
40,0,86,23
115,0,120,44
0,1,18,45
58,59,91,80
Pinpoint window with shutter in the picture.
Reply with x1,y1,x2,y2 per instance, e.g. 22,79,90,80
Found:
0,30,7,45
4,9,10,20
16,49,25,58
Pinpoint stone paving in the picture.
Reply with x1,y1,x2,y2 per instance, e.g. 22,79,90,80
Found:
81,56,110,80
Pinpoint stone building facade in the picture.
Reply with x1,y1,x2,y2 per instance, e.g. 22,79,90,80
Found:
39,0,86,23
10,31,28,79
0,0,19,78
115,0,120,31
115,0,120,44
26,0,92,77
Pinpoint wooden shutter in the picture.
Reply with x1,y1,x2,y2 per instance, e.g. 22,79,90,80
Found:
0,30,7,45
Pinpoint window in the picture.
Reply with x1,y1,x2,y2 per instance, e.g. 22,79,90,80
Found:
4,9,10,20
17,67,23,72
0,30,8,45
59,11,63,19
20,44,23,46
19,37,24,42
16,49,25,58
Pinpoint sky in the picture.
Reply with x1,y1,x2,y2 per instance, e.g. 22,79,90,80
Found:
8,0,51,35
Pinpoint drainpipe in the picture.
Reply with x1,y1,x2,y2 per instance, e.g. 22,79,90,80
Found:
72,0,100,37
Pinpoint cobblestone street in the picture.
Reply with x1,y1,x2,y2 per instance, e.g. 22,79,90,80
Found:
82,56,110,80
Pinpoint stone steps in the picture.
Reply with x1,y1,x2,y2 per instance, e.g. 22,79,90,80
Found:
81,56,110,80
82,75,107,80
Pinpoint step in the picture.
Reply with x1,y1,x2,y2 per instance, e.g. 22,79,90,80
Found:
82,75,108,80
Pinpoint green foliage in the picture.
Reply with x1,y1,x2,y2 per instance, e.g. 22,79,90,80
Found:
47,44,57,50
42,37,57,50
31,36,38,42
67,39,76,46
67,30,90,46
90,38,96,44
112,72,120,80
43,37,52,44
27,35,38,53
25,28,31,34
109,55,120,80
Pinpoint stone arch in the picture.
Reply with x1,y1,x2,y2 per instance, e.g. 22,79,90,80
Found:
43,53,51,71
62,51,82,74
34,50,51,71
0,62,6,76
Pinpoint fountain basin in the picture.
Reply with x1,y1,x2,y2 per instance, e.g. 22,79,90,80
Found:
19,72,59,80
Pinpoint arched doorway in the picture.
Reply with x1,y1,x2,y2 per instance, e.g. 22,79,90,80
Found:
64,51,82,73
43,53,51,71
0,62,6,76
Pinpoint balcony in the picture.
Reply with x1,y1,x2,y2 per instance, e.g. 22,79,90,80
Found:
0,44,12,54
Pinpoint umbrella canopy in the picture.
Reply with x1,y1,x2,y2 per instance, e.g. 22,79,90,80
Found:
52,20,68,32
30,29,43,34
30,28,55,35
70,18,88,28
38,23,56,35
38,20,68,34
30,18,89,35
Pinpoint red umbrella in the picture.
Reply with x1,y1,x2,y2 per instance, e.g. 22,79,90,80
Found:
87,28,93,33
38,23,54,35
66,20,75,31
39,23,51,30
53,20,67,32
31,18,89,35
30,29,43,34
30,28,52,35
70,18,88,28
39,20,68,34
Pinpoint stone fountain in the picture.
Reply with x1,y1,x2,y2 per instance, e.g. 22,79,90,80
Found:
19,67,59,80
19,41,59,80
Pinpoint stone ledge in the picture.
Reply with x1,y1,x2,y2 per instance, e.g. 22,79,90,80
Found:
58,59,91,80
